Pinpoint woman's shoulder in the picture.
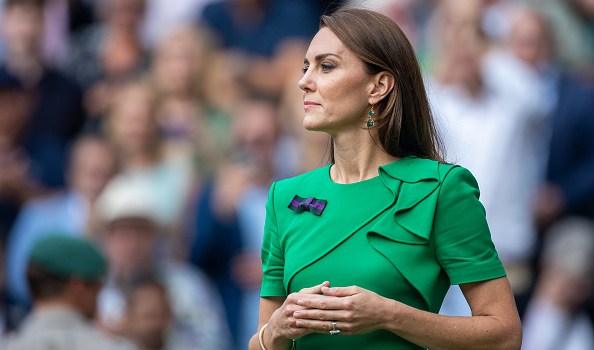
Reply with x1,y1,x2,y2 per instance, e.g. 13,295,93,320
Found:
273,165,330,193
378,156,461,183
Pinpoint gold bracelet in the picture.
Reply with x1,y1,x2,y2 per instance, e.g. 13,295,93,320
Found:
258,323,269,350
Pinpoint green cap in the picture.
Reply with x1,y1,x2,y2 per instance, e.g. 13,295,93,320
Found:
28,235,107,281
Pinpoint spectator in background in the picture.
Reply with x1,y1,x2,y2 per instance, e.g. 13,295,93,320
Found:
478,0,517,41
0,67,32,241
5,134,117,324
507,9,594,230
349,0,421,49
121,276,173,350
0,0,86,165
199,0,317,58
1,235,136,350
41,0,96,67
231,95,287,347
198,0,319,96
149,24,217,179
525,0,594,75
522,217,594,350
198,49,245,160
102,78,194,239
0,68,31,337
67,0,148,123
0,0,86,236
429,0,547,315
95,177,230,350
507,6,594,330
187,94,288,348
142,0,210,48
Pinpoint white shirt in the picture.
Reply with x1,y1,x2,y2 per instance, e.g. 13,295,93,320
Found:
430,49,549,263
522,298,594,350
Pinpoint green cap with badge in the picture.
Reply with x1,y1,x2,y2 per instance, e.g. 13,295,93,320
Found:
28,235,107,280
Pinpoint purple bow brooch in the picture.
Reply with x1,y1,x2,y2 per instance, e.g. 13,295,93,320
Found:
288,195,327,216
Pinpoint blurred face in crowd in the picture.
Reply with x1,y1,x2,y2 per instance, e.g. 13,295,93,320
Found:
104,218,156,280
108,83,159,158
68,138,118,202
202,52,244,111
298,27,375,135
383,0,417,47
440,0,482,38
436,0,484,58
442,32,484,89
103,0,146,29
125,284,172,349
0,4,44,56
431,0,486,92
232,100,278,169
508,11,552,68
153,26,206,97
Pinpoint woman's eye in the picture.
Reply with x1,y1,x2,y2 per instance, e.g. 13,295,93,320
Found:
321,63,335,71
302,65,309,74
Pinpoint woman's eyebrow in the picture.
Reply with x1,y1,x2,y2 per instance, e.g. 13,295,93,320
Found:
304,53,342,64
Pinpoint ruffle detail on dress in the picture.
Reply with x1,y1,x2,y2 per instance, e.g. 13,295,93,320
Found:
367,158,456,312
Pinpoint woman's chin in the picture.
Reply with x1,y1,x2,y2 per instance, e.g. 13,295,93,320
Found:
303,124,328,133
302,117,327,132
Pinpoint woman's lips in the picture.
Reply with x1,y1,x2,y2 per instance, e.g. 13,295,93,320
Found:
304,101,321,109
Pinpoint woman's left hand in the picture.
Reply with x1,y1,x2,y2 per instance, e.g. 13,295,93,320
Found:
291,285,394,336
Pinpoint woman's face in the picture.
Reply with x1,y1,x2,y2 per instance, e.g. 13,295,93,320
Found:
104,218,156,280
154,33,201,95
109,84,158,154
298,27,375,135
125,285,171,348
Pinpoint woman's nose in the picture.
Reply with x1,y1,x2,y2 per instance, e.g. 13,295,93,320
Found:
298,70,314,92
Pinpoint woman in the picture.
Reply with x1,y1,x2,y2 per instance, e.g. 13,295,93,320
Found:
249,7,522,350
101,78,194,237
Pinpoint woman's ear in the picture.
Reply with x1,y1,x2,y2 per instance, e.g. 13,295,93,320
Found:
368,72,395,105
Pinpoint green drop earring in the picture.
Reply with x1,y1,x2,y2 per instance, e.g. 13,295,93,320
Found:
367,108,375,128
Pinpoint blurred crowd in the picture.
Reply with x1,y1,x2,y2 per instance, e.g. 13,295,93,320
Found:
0,0,592,349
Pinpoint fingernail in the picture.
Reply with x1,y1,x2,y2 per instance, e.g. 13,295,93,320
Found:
297,299,304,305
325,288,333,292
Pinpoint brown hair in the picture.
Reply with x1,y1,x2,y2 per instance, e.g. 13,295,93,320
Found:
26,262,69,299
320,8,444,162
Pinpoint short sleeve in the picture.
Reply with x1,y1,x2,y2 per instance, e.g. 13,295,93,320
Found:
260,182,287,297
434,166,506,285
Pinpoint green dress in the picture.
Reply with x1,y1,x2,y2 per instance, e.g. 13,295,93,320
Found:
261,157,506,349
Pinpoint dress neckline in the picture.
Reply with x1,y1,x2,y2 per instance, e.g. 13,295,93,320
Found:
325,164,382,186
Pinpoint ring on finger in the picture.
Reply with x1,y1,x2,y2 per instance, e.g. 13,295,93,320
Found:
329,321,340,335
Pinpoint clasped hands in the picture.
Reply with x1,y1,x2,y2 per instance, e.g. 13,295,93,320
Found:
267,281,392,341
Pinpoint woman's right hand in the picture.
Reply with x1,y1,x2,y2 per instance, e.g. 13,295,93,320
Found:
266,281,331,344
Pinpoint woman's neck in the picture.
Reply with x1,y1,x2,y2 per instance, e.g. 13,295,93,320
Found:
120,150,160,171
331,131,398,184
